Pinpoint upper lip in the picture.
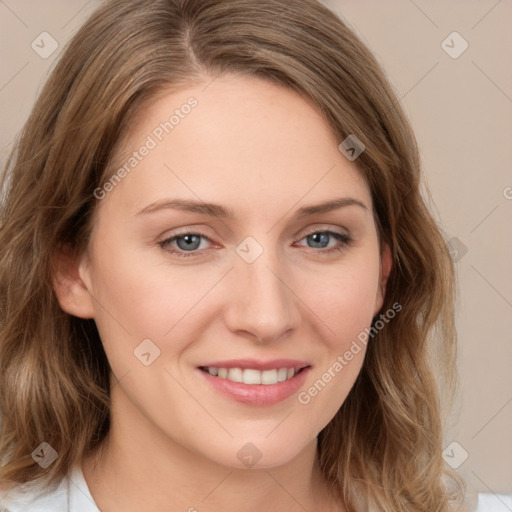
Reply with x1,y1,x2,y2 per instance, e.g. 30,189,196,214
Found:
198,359,311,371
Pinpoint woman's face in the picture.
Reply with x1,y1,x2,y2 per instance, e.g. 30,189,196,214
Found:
71,74,390,469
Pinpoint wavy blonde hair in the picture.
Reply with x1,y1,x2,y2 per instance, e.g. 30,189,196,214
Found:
0,0,465,509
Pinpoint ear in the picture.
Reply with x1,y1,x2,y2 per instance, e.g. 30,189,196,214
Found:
373,243,392,316
52,244,95,319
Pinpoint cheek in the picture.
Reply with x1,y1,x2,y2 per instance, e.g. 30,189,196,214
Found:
85,235,225,382
293,254,380,427
84,237,175,373
303,253,381,348
88,230,194,331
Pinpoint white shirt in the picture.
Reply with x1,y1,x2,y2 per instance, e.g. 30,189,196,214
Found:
0,464,100,512
476,494,512,512
0,465,511,511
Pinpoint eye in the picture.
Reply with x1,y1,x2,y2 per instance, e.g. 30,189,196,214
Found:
295,230,353,255
158,232,212,258
158,229,353,259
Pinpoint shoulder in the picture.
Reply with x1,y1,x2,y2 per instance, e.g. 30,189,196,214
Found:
0,478,68,512
0,464,99,512
474,492,512,511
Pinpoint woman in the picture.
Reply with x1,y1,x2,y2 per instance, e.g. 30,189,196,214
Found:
0,0,465,510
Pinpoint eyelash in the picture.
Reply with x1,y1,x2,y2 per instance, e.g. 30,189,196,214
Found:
158,229,353,259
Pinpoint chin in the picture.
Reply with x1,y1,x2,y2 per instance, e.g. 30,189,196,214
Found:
205,432,315,470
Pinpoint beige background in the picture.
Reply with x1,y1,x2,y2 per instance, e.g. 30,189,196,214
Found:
1,0,511,501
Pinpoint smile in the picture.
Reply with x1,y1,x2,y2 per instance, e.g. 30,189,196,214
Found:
196,359,312,406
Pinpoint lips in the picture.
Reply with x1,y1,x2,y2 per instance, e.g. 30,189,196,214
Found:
196,358,312,406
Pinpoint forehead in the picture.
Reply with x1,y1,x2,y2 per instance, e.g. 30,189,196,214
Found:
99,73,372,220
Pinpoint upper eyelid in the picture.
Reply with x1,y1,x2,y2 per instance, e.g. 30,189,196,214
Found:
299,226,349,237
161,225,349,239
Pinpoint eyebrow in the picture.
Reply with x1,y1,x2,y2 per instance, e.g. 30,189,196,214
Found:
136,196,368,218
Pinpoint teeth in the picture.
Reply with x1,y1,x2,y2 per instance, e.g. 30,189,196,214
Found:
227,368,243,383
204,366,299,385
243,368,261,385
261,369,278,384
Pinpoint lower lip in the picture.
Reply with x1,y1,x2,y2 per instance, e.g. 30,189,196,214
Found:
197,367,311,406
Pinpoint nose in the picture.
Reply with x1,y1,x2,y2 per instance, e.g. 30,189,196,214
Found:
223,247,301,344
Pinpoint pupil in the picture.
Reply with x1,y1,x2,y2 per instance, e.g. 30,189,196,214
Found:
178,234,200,251
309,232,328,248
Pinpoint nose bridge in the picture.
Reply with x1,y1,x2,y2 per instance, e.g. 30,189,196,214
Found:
225,238,299,342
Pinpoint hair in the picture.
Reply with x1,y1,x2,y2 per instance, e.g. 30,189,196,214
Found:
0,0,465,509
